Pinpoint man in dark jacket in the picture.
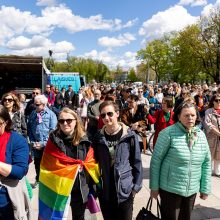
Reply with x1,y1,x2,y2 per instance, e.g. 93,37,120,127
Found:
64,85,79,110
25,88,41,121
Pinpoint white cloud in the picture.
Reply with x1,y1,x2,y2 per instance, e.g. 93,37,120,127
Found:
0,4,135,47
83,50,139,69
201,0,220,16
6,35,75,60
114,18,138,30
98,33,136,48
36,0,57,7
139,5,198,38
178,0,207,7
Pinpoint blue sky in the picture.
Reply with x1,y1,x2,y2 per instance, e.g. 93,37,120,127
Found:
0,0,219,69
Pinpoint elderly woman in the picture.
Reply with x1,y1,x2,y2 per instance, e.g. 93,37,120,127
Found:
38,107,97,220
150,102,211,220
0,105,31,219
1,92,27,137
204,93,220,177
93,101,142,220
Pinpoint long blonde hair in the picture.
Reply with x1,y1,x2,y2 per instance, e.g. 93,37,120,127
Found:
57,107,85,146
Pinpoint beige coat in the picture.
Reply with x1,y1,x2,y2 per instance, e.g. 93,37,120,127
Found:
204,108,220,160
1,177,33,220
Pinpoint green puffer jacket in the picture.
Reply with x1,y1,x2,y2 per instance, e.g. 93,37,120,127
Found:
150,122,211,197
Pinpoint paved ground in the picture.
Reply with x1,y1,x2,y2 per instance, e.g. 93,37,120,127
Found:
27,152,220,220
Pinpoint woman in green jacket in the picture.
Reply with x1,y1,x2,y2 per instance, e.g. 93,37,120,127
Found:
150,102,211,220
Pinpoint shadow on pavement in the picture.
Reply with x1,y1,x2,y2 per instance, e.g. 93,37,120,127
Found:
143,167,150,179
192,204,220,219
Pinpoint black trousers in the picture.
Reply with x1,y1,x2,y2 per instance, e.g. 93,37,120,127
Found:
34,150,44,181
159,189,196,220
0,202,14,220
71,190,87,220
99,193,134,220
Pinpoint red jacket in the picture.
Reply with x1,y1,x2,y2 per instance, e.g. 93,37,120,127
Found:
147,109,175,147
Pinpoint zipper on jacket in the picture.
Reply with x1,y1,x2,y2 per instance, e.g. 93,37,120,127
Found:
187,149,192,196
77,146,85,202
117,170,121,204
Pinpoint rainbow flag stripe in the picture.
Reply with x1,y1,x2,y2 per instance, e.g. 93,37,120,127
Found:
38,139,100,220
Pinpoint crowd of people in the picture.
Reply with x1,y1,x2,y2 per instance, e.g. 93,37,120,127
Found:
0,80,219,220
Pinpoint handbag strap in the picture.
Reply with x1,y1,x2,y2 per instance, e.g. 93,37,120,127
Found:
156,198,161,218
146,197,153,210
146,197,162,218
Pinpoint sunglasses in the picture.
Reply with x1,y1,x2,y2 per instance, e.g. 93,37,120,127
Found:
32,92,39,95
0,121,5,127
138,91,143,93
100,112,114,119
3,98,13,103
35,103,42,107
58,118,76,124
214,99,220,103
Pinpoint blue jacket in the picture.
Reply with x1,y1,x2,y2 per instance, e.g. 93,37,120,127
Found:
93,122,143,203
27,106,57,157
150,122,211,197
0,132,29,207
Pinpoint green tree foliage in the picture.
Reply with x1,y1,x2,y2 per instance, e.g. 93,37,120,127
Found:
137,38,170,82
137,9,220,83
127,68,138,81
48,56,110,83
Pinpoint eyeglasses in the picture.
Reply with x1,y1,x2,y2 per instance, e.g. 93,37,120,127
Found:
58,118,76,124
100,112,114,119
0,121,5,127
3,98,13,103
35,103,42,107
127,100,135,104
214,99,220,103
32,92,39,95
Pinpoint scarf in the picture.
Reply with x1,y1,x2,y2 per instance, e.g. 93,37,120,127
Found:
187,127,198,149
0,132,11,162
38,139,100,220
37,111,43,123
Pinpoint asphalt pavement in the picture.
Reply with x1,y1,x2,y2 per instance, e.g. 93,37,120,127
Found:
27,151,220,220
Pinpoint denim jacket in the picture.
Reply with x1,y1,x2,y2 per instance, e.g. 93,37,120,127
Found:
27,107,57,157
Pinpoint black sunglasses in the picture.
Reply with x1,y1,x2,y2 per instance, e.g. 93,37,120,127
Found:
58,118,76,124
35,103,42,107
32,92,39,95
100,112,114,119
214,99,220,103
3,98,13,102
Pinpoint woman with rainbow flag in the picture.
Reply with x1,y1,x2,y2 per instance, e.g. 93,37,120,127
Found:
38,107,100,220
93,101,143,220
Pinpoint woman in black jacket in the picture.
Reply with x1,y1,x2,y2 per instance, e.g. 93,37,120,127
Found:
41,107,92,220
1,92,27,137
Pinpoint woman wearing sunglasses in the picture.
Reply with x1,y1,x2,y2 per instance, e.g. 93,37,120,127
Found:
92,101,143,220
1,92,27,137
204,94,220,177
38,107,94,220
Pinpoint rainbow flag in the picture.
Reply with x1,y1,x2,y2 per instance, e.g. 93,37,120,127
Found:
38,139,100,220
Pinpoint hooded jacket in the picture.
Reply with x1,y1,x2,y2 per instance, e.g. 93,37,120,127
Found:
92,122,143,203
